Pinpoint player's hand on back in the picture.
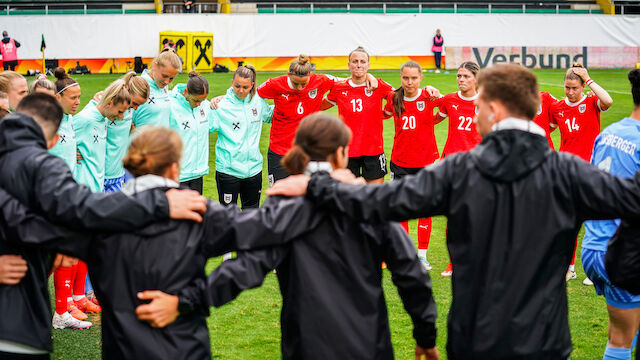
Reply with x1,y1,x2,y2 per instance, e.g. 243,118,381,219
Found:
135,290,179,328
265,175,311,197
165,189,207,223
331,168,365,184
0,255,28,285
415,345,439,360
93,91,104,103
209,95,224,110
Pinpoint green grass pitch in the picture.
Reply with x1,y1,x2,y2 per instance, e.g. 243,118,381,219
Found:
48,68,636,359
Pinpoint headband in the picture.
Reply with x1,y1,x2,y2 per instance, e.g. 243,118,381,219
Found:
57,82,79,95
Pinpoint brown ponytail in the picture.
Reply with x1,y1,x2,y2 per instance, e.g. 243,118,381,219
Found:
282,113,352,175
393,61,422,117
123,127,183,178
53,67,78,95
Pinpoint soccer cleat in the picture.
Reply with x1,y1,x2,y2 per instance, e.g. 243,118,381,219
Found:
52,311,92,330
566,269,577,282
418,256,432,271
441,263,453,277
583,277,594,286
75,297,102,313
68,302,88,321
86,290,100,306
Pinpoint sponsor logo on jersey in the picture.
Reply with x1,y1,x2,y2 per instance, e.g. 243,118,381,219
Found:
341,91,348,97
223,193,233,204
308,89,317,99
365,88,373,97
417,101,425,111
252,108,258,117
558,111,564,117
579,104,586,113
281,94,289,100
452,104,459,111
537,105,542,115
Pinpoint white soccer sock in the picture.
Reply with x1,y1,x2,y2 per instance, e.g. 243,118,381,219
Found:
418,249,427,259
569,265,575,272
72,295,86,301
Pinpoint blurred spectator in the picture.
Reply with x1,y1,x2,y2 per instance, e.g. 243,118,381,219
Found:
432,29,444,73
183,0,195,13
1,31,21,71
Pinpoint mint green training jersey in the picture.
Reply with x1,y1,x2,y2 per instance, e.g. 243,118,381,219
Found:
73,102,107,193
131,69,172,129
169,84,211,182
105,107,133,179
210,87,274,179
48,113,77,174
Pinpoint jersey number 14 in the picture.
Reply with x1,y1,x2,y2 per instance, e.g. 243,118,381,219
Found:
565,117,580,133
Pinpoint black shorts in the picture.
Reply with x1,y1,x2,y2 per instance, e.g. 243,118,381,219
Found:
2,60,17,71
180,176,203,195
215,171,262,209
389,161,423,181
347,153,387,180
267,149,290,186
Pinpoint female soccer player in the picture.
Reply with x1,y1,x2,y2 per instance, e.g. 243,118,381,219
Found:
581,69,639,360
322,47,393,184
172,113,439,360
132,48,181,129
29,74,55,96
0,70,27,111
551,63,613,281
383,61,439,270
534,91,558,149
104,71,150,192
435,61,481,277
211,65,273,208
35,126,324,360
168,71,210,194
49,67,88,329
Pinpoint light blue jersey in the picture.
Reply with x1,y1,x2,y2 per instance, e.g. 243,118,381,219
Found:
583,117,640,251
73,102,107,193
131,69,172,129
106,108,133,179
48,114,77,174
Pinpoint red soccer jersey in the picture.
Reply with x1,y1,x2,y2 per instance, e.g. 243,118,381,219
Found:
326,79,394,157
533,91,557,149
550,94,603,162
384,89,439,168
438,91,482,158
257,73,336,155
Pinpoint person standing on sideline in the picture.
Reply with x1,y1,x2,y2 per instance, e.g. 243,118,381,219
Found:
267,64,640,359
581,69,640,360
1,31,20,71
432,29,444,73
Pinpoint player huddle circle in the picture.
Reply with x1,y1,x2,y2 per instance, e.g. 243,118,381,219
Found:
0,44,638,360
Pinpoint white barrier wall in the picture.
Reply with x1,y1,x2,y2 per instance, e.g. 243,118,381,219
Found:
5,13,640,62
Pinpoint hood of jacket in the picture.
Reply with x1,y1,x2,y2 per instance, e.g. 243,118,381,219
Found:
471,118,552,183
122,175,181,236
0,113,47,157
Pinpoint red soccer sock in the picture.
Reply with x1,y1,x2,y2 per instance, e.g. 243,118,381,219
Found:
570,236,578,266
401,221,409,233
54,266,72,315
73,261,88,297
417,218,432,250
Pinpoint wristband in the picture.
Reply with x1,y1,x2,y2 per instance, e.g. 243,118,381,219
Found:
586,79,594,87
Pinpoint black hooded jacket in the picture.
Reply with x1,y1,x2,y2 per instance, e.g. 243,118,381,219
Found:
0,114,172,352
0,173,323,359
180,181,438,360
305,120,640,359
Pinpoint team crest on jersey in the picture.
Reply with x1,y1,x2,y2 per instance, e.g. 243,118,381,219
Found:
308,89,317,99
200,108,205,117
223,194,233,204
417,101,425,111
536,105,542,115
579,104,586,113
252,108,258,117
365,88,373,97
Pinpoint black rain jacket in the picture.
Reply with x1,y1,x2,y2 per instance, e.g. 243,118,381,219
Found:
605,218,640,295
0,114,171,352
1,174,323,360
181,194,438,360
306,124,640,359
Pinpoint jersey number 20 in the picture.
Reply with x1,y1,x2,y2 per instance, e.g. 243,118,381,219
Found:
402,115,416,130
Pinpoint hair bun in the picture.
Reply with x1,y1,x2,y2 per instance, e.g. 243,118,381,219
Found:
297,54,309,65
53,67,68,80
572,63,584,68
188,70,199,78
